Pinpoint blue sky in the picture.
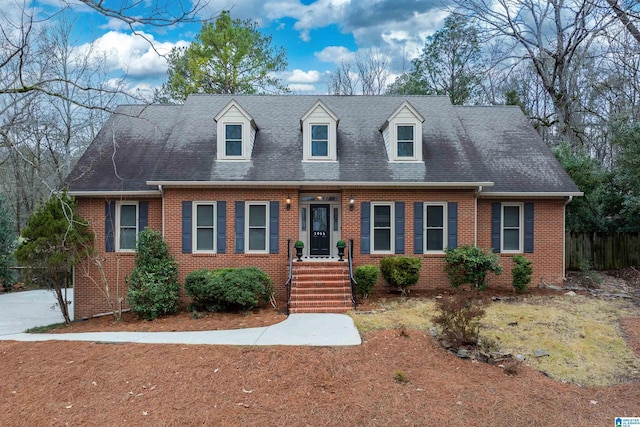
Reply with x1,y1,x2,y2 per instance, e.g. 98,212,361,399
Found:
14,0,453,95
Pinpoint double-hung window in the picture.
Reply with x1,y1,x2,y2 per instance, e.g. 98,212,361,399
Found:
311,124,329,157
424,203,446,252
117,202,138,251
396,125,414,158
225,123,243,157
246,202,268,253
502,203,523,252
194,202,216,252
372,202,393,253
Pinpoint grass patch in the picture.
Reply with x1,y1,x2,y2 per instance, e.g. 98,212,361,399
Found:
481,295,640,386
25,323,67,333
350,294,640,387
349,299,435,333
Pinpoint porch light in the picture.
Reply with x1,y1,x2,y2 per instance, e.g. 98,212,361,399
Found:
349,195,355,211
286,195,291,210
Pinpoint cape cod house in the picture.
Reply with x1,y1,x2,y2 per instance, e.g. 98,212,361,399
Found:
67,95,581,319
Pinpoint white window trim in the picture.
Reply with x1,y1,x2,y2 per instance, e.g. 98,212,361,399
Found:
193,201,216,253
309,123,331,160
501,202,524,253
245,201,269,254
395,123,417,160
115,201,138,252
371,202,394,254
424,202,447,253
223,122,244,159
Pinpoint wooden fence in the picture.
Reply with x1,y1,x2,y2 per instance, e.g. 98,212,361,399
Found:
565,232,640,270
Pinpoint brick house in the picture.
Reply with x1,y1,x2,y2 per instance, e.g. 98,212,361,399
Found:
67,95,581,319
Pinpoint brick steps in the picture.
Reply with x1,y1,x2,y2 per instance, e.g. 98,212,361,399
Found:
289,262,353,314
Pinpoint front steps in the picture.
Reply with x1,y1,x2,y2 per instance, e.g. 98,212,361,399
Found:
289,262,353,314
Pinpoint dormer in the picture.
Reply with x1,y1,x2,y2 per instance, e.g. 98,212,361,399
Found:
380,100,424,162
300,100,339,162
214,100,258,161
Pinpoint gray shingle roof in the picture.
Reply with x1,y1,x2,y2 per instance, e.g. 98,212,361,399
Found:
67,95,580,195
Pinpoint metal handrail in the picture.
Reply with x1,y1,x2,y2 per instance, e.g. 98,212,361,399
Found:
285,239,293,315
347,239,357,309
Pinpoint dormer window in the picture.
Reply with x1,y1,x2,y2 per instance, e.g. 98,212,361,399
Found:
311,124,329,157
396,125,415,158
215,100,257,161
301,100,339,161
381,101,424,162
225,123,243,157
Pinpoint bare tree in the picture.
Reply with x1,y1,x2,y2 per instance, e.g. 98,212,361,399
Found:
327,48,390,95
453,0,610,145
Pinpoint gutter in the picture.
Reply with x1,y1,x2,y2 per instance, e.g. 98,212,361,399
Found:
478,191,583,198
474,185,483,246
67,190,162,197
146,180,495,189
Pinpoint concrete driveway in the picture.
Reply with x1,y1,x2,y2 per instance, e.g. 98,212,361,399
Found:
0,289,73,335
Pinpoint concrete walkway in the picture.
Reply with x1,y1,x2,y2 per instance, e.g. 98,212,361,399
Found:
0,290,361,346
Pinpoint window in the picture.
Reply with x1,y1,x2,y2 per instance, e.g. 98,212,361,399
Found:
311,124,329,157
225,124,243,157
194,202,216,252
424,203,446,252
397,125,414,158
246,202,268,252
372,202,393,253
502,203,523,252
117,202,138,251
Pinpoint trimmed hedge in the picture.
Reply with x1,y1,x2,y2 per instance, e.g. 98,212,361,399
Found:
354,265,380,299
380,256,421,296
185,267,273,312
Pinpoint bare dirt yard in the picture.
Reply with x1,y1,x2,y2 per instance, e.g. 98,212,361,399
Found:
1,269,639,426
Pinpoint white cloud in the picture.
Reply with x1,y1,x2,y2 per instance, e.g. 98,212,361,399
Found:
286,69,321,84
288,83,317,93
75,31,188,78
315,46,355,65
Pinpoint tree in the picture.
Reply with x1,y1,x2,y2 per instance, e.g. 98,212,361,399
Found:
156,11,289,102
15,192,94,324
0,193,16,291
611,121,640,230
388,15,482,104
327,48,390,95
452,0,609,144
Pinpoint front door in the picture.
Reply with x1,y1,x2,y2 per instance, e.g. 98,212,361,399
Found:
310,204,330,255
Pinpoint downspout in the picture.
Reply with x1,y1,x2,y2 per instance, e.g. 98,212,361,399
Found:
474,185,483,246
159,185,165,238
563,196,574,279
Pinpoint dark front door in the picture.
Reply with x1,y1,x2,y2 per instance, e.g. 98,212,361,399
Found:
310,204,330,256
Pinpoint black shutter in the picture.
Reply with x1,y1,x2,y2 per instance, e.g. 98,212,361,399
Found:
447,202,458,250
105,201,115,253
361,202,370,254
414,202,423,254
491,202,501,253
524,202,534,253
182,201,192,254
235,201,245,253
394,202,405,254
217,201,226,254
269,201,279,254
139,202,148,231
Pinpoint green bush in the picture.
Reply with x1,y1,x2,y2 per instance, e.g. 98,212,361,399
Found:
432,293,486,347
512,255,533,292
380,256,421,296
354,265,379,299
185,267,273,312
443,245,502,290
127,229,180,320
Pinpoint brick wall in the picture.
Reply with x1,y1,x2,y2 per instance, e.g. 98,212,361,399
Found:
73,189,567,318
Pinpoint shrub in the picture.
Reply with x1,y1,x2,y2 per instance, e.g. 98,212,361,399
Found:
512,255,533,292
393,369,409,384
443,245,502,290
380,256,422,296
432,293,486,347
127,229,180,320
353,265,379,299
185,267,273,312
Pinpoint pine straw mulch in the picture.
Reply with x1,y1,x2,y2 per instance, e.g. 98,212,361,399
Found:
1,328,639,426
